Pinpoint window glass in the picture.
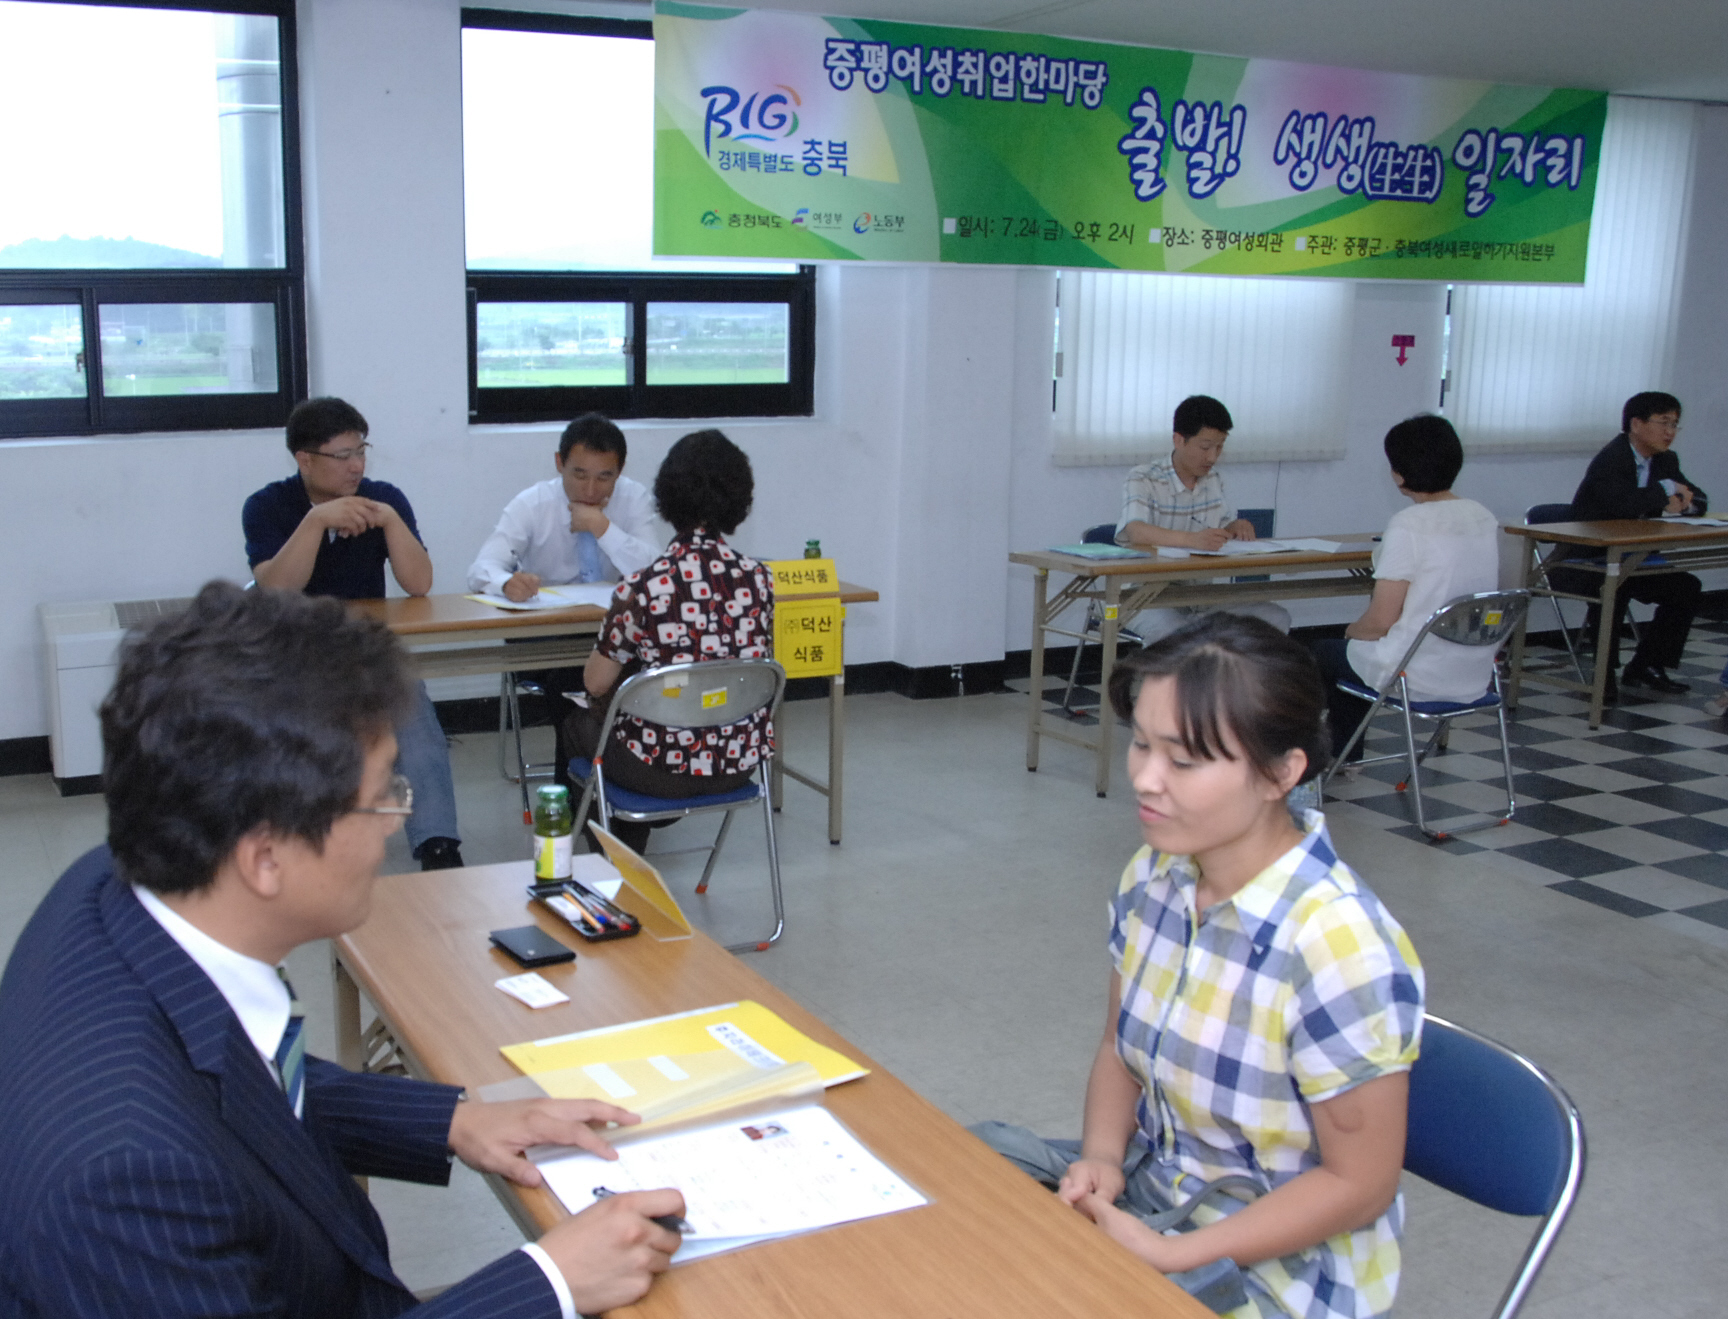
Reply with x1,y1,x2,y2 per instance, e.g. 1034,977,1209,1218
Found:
646,303,790,385
476,302,629,388
0,2,284,270
461,26,793,275
98,303,279,396
0,303,84,399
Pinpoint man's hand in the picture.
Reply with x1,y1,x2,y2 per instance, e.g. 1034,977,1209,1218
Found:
503,572,543,603
308,496,390,539
1056,1156,1126,1209
1669,483,1695,515
569,499,612,538
536,1190,685,1315
1187,527,1231,552
1225,519,1258,541
448,1097,640,1188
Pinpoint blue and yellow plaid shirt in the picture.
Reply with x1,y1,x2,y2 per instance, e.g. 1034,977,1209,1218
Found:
1109,810,1424,1319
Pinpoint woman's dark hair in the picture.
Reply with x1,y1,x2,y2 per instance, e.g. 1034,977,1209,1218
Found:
653,429,755,536
285,396,369,455
101,581,416,896
1107,612,1330,785
1382,414,1463,494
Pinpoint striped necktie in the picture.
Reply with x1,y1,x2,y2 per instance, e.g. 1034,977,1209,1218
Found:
274,969,306,1118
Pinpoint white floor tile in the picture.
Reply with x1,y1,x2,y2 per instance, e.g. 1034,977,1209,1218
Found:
1579,826,1708,865
1581,866,1726,911
1555,792,1680,826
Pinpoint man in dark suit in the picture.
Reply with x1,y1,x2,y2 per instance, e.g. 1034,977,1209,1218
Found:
1552,391,1703,698
0,582,684,1318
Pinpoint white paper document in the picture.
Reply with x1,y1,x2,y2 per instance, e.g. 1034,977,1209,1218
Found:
533,1102,927,1264
1667,516,1728,527
465,583,619,611
1189,537,1354,557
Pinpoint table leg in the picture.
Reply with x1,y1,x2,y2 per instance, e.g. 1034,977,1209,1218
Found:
1026,569,1048,772
1506,539,1539,709
827,669,845,844
1095,576,1122,798
1589,551,1625,729
333,949,363,1072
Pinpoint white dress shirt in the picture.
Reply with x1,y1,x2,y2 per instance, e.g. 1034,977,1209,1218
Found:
467,475,661,595
132,885,576,1319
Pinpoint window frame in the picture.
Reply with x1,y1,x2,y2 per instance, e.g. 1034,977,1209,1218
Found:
0,0,306,441
461,9,817,424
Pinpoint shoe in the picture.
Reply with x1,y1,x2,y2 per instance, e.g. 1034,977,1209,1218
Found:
415,837,464,871
1705,690,1728,718
1622,664,1689,695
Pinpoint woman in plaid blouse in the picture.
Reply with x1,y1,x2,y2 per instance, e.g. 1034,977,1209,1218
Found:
976,615,1424,1318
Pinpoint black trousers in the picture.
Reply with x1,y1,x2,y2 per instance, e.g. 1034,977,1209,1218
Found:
1310,639,1372,762
507,665,585,786
562,701,754,854
1548,566,1701,674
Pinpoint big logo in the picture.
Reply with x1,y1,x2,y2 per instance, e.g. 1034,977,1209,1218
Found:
702,84,802,156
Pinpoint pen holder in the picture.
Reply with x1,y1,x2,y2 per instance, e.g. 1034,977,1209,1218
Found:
528,880,642,942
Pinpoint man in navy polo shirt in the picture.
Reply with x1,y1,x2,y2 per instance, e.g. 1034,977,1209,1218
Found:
243,397,463,870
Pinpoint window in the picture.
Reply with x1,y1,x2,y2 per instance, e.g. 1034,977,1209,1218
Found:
1053,270,1353,465
0,0,304,439
461,10,815,423
1444,97,1696,453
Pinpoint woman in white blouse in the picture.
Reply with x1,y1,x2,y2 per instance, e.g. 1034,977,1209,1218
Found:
1310,415,1500,765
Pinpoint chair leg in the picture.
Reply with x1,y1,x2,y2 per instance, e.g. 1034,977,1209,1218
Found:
1060,606,1097,714
695,809,737,895
726,769,785,954
1493,676,1518,825
1549,593,1587,684
498,673,517,784
1322,692,1389,790
1396,683,1438,838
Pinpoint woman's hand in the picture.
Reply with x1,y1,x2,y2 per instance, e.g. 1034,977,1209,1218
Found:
1057,1157,1126,1208
1075,1194,1193,1272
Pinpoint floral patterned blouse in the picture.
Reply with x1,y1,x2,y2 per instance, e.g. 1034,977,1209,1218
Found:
595,531,774,777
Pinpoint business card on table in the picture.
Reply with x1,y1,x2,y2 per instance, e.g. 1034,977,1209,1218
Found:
495,972,570,1009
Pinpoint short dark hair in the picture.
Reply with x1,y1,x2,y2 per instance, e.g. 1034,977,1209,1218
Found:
1383,414,1463,494
1107,612,1329,786
1622,391,1682,433
653,429,754,536
559,412,628,466
286,397,369,455
1173,395,1233,439
101,581,416,896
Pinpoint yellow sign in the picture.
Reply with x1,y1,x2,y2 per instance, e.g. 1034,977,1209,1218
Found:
775,596,844,678
767,558,838,595
701,686,729,709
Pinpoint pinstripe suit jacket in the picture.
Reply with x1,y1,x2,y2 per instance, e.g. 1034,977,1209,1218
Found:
0,846,559,1319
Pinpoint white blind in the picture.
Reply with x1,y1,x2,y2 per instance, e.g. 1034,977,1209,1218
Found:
1053,270,1353,466
1447,96,1698,453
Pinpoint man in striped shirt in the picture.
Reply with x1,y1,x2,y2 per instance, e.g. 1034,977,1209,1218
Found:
1115,395,1292,641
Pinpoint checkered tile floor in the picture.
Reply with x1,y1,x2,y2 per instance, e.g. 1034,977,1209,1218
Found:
1015,621,1728,945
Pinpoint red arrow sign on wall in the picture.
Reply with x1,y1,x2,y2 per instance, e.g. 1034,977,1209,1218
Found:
1391,334,1415,365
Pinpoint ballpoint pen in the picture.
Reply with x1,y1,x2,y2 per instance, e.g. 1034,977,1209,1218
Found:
591,1185,695,1234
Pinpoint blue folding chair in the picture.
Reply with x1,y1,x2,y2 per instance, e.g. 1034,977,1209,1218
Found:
1405,1014,1586,1319
571,657,787,952
1323,590,1530,840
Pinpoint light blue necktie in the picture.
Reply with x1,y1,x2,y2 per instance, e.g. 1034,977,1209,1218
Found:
576,531,603,583
274,969,306,1118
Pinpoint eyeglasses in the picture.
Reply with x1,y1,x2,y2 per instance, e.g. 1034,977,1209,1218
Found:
310,442,372,462
352,773,414,817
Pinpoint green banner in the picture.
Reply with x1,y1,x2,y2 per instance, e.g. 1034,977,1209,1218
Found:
653,3,1606,281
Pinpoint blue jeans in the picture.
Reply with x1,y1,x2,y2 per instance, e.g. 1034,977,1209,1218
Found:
396,681,460,851
968,1121,1252,1314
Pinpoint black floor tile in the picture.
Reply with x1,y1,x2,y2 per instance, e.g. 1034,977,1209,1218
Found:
1595,709,1670,732
1618,784,1728,815
1502,723,1573,747
1601,756,1713,785
1676,898,1728,929
1634,816,1728,852
1506,745,1579,773
1549,878,1665,917
1501,801,1618,836
1345,793,1426,823
1590,730,1695,756
1655,854,1728,891
1386,825,1486,851
1511,772,1603,802
1501,837,1634,878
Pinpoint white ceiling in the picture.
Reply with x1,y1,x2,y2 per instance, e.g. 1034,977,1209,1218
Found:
750,0,1728,102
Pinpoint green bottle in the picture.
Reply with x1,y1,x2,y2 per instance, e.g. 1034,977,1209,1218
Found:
533,784,574,881
804,539,821,559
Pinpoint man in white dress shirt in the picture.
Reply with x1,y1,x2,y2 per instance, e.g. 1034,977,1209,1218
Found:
468,413,661,600
468,414,664,783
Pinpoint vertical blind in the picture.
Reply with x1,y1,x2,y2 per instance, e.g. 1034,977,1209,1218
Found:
1447,96,1698,452
1052,267,1354,465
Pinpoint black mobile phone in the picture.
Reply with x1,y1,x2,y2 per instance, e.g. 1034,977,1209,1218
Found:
489,924,577,968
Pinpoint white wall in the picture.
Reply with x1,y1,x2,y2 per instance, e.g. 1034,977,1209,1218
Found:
2,5,1724,742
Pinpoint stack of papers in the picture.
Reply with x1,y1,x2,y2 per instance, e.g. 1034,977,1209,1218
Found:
1160,538,1355,559
1047,543,1152,560
465,583,619,611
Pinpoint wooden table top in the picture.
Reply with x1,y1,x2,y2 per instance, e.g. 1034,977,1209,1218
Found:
1012,536,1375,576
1506,519,1728,548
351,584,879,637
335,862,1206,1319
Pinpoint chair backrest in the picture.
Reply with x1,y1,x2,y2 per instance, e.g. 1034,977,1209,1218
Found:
1525,503,1574,526
1409,589,1532,652
1237,507,1276,538
1405,1014,1585,1317
1082,522,1118,545
608,658,786,735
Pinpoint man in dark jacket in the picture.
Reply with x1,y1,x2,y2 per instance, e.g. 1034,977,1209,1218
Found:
1553,391,1703,697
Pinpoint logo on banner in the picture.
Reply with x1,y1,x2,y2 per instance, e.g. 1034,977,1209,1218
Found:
700,210,722,229
792,208,810,227
700,84,803,156
852,213,873,234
